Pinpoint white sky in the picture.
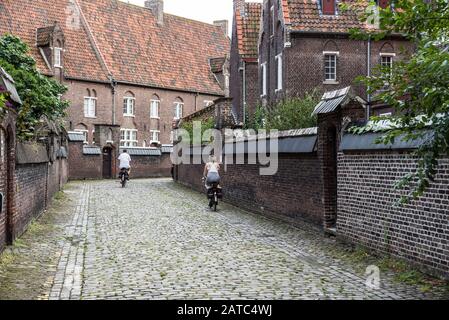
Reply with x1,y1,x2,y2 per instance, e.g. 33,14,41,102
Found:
124,0,263,36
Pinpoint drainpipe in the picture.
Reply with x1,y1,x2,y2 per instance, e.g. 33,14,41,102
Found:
366,36,372,120
242,61,247,125
111,78,117,125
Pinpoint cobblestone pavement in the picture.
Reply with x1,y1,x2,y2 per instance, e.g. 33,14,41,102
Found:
1,179,448,300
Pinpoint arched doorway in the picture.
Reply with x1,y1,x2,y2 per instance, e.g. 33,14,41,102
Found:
102,146,113,179
5,126,14,244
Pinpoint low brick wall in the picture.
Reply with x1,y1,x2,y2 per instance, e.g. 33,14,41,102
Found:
175,133,324,226
132,154,172,179
337,151,449,279
13,162,48,238
68,143,102,180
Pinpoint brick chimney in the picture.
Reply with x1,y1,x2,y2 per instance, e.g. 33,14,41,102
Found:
233,0,245,15
145,0,164,25
213,20,229,37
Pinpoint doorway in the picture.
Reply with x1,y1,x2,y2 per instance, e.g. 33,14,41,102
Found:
102,147,113,179
325,125,338,230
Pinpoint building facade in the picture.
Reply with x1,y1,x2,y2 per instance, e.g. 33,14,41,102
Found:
257,0,413,116
230,0,262,123
0,0,230,148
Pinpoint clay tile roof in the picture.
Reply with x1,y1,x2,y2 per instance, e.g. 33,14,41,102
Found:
285,0,373,33
209,57,226,73
236,2,262,60
36,26,56,47
0,0,230,95
0,0,109,80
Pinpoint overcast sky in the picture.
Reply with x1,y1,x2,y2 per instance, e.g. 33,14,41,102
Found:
124,0,263,36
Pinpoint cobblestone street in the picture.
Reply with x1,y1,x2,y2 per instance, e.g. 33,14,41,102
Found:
0,179,448,300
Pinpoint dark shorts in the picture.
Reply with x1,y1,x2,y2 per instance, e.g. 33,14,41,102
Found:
206,172,220,184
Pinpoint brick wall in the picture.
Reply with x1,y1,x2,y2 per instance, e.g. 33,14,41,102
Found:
337,152,449,279
175,151,324,226
68,142,102,180
130,154,172,179
13,163,48,239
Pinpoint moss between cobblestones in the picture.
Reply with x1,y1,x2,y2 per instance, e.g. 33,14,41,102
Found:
329,244,449,294
0,184,75,300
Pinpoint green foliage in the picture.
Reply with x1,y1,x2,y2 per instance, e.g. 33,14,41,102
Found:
180,117,216,145
0,34,69,140
246,91,320,131
347,0,449,202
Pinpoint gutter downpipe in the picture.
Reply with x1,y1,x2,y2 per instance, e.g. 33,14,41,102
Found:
366,35,372,120
242,61,247,125
111,77,117,125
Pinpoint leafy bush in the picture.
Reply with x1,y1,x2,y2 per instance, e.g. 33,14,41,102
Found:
0,34,69,140
180,117,216,145
246,91,320,131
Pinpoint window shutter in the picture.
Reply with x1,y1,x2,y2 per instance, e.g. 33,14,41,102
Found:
322,0,335,15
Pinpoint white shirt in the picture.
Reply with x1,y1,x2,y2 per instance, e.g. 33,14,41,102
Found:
118,153,131,169
207,162,219,173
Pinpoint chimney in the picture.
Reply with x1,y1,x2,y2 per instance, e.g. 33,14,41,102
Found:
213,20,229,37
233,0,245,16
145,0,164,25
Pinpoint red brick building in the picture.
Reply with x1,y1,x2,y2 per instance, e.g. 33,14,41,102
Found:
0,0,230,148
256,0,413,116
230,0,263,123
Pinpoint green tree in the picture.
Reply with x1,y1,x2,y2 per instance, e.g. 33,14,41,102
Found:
246,91,320,131
346,0,449,202
0,34,69,140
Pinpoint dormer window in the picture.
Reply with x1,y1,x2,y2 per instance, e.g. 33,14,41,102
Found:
322,0,336,15
54,47,62,68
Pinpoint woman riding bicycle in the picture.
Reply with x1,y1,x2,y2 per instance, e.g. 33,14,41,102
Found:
203,155,220,187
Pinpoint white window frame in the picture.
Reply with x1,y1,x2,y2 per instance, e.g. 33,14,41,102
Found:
84,97,97,118
275,53,283,92
150,99,160,119
54,47,62,68
123,97,135,117
75,129,88,144
150,130,161,144
380,53,395,70
174,102,184,120
120,129,138,147
323,51,339,83
261,62,267,97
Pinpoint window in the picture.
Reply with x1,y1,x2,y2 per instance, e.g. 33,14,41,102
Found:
271,6,275,36
380,53,394,73
324,52,338,82
261,62,267,97
174,99,184,120
84,97,97,118
123,97,135,116
92,129,95,145
150,99,160,118
150,130,160,144
54,47,62,67
120,129,138,147
275,54,283,91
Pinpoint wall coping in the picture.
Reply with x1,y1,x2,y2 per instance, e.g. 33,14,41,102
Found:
16,142,49,164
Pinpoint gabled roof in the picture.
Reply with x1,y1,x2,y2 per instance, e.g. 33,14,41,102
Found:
0,0,230,95
235,2,262,60
285,0,374,33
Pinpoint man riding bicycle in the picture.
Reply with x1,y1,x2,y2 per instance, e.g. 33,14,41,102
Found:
118,149,132,180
